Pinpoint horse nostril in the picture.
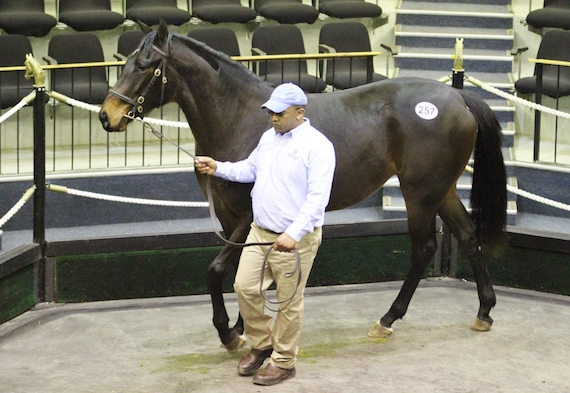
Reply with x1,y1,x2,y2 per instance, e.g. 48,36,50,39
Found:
99,111,110,130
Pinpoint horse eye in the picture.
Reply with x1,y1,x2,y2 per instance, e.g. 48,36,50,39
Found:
135,59,151,73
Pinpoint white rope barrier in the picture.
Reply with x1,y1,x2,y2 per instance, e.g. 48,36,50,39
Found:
464,165,570,212
48,91,190,129
508,185,570,212
45,87,570,214
0,186,36,229
47,184,208,207
466,75,570,120
0,92,36,125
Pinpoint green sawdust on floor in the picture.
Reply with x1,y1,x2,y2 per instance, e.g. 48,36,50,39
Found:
299,336,389,360
154,352,236,374
153,336,389,373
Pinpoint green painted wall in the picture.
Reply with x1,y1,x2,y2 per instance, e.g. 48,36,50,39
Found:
55,234,416,303
456,245,570,296
0,265,35,325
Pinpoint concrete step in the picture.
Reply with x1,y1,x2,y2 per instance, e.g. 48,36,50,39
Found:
396,2,513,30
395,25,514,51
383,175,518,200
394,46,513,73
406,0,511,4
383,194,518,225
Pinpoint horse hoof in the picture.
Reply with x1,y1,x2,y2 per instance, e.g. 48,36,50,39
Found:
367,320,393,338
222,333,246,354
471,317,492,332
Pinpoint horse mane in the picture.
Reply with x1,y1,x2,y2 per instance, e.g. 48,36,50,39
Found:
171,33,271,90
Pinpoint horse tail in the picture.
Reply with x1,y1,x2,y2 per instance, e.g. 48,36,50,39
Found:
459,89,507,253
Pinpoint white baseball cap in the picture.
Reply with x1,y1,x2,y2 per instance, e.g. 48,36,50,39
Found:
261,83,307,113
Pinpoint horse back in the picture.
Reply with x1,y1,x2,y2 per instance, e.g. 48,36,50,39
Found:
307,78,477,211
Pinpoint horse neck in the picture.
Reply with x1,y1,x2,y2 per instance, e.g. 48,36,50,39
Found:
169,40,272,159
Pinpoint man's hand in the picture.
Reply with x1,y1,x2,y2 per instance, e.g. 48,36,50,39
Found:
194,156,217,175
273,233,297,252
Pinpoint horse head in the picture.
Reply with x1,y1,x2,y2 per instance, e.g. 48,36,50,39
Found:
99,20,175,132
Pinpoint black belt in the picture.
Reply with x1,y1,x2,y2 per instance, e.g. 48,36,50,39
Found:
259,226,280,235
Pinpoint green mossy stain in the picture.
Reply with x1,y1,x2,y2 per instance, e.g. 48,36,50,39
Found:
152,336,388,374
155,352,236,374
299,336,388,360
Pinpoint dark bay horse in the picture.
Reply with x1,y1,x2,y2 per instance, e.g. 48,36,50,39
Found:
99,21,507,353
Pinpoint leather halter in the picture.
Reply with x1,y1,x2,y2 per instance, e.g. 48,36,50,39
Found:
109,34,172,119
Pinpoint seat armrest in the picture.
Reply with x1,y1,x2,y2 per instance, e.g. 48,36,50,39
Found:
251,48,266,56
511,47,529,80
319,44,336,54
251,48,267,75
114,53,128,61
380,44,397,78
380,44,398,56
511,47,529,56
318,45,337,80
43,55,57,65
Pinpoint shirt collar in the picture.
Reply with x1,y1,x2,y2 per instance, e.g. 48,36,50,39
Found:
274,118,310,139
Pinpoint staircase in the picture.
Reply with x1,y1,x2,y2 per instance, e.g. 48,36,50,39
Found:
382,0,518,224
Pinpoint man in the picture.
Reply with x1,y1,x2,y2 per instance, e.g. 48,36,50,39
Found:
195,83,335,386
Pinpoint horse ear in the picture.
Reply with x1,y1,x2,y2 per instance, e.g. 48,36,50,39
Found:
138,20,152,34
156,19,169,46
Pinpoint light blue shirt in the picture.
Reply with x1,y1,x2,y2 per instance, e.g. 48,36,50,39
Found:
214,119,336,242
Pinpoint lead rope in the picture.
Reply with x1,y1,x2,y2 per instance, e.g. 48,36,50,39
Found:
134,117,301,311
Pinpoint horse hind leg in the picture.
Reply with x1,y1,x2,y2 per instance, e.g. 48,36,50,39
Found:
437,192,496,332
369,207,439,338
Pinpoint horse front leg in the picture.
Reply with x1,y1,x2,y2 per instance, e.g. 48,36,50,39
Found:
207,245,246,353
206,218,251,353
369,208,438,338
437,193,496,331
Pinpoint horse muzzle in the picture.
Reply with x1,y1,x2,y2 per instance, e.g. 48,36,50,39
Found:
99,109,129,132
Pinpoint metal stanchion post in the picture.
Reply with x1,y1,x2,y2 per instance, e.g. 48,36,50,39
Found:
25,54,47,302
534,63,543,162
452,38,465,90
437,38,464,277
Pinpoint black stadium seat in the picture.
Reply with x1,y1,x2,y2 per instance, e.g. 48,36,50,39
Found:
43,33,110,104
251,24,327,93
125,0,191,26
319,22,387,89
191,0,257,24
514,30,570,99
313,0,382,19
0,35,35,109
0,0,57,37
526,0,570,31
188,28,241,57
114,30,147,61
58,0,125,32
254,0,319,24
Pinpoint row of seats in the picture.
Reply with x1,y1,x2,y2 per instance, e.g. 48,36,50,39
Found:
0,0,383,37
0,21,387,109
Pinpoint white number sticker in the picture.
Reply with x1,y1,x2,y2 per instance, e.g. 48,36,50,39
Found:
415,102,439,120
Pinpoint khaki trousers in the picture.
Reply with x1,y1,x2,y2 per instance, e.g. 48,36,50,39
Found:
234,223,322,369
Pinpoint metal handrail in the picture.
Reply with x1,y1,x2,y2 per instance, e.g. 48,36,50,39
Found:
529,58,570,68
0,51,383,73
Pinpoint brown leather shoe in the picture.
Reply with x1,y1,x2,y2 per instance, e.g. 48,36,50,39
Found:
253,363,296,386
237,348,273,376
